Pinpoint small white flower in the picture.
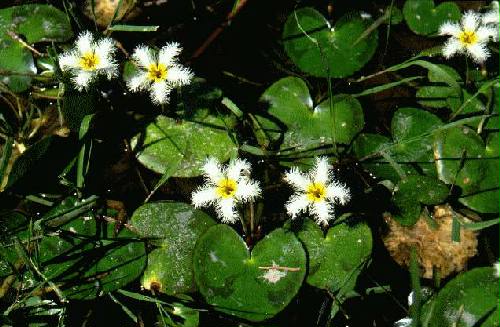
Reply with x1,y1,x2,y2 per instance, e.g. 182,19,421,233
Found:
191,157,261,223
482,1,499,41
439,11,498,63
127,42,193,105
284,157,350,226
58,31,118,90
394,317,412,327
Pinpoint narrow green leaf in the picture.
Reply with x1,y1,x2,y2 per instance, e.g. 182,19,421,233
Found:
0,136,13,185
144,156,183,203
353,76,423,97
461,218,499,231
77,114,94,189
221,97,243,118
108,24,159,32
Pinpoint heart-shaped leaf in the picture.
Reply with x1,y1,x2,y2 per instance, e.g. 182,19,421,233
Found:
131,115,238,177
0,4,73,92
433,126,499,213
283,8,378,78
193,225,306,322
130,201,216,295
353,108,441,182
422,267,499,327
257,77,364,150
403,0,460,35
295,219,372,292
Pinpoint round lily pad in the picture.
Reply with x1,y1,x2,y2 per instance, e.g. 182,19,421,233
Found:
257,77,364,150
193,225,306,322
283,8,378,78
131,115,238,177
130,201,216,295
422,267,499,327
403,0,460,35
295,219,372,292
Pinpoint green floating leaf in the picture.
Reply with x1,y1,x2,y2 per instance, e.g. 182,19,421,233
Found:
403,0,460,35
0,4,73,92
422,267,499,327
129,201,216,295
433,127,499,213
131,115,238,177
353,108,442,182
256,77,364,150
193,225,306,322
295,219,372,293
283,8,378,78
393,175,449,226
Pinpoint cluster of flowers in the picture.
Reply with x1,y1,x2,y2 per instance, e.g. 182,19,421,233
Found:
58,31,193,104
191,157,351,226
439,2,499,63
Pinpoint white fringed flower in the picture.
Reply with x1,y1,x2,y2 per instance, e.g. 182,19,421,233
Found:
191,157,261,224
127,42,193,105
284,157,350,226
439,11,497,63
482,1,499,41
58,31,118,90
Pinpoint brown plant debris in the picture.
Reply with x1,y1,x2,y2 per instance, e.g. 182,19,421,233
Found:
383,204,478,279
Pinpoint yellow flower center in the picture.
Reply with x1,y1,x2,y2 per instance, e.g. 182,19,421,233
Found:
147,63,168,82
79,52,100,71
216,178,238,199
306,182,326,202
458,30,478,45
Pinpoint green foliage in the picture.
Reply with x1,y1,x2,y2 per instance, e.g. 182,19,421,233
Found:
193,225,306,321
130,201,216,295
434,126,499,213
403,0,461,35
256,77,364,151
0,4,72,92
283,8,378,78
422,267,499,327
353,107,442,182
294,218,372,292
392,175,449,226
131,115,238,177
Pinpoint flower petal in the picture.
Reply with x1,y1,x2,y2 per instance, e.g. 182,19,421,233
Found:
285,194,309,218
127,72,150,92
311,156,331,184
311,201,333,226
476,25,498,42
76,31,93,54
150,80,171,104
461,11,480,31
132,45,155,68
202,157,224,183
326,182,351,205
73,71,93,90
158,42,181,66
466,42,490,63
227,158,251,181
216,197,238,223
442,38,463,58
438,21,461,37
166,65,193,86
191,185,218,207
284,168,309,191
235,179,261,202
58,51,79,71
